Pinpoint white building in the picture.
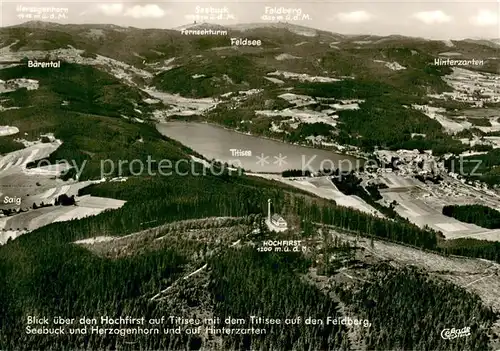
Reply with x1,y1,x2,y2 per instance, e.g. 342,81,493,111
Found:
265,199,288,232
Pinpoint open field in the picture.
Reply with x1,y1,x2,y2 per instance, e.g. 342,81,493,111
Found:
378,172,424,188
0,136,126,244
429,68,500,104
0,179,98,210
0,195,125,245
379,173,500,241
413,104,471,133
0,141,60,173
0,139,101,210
250,173,383,217
0,141,67,210
145,87,217,117
0,126,18,136
382,190,485,235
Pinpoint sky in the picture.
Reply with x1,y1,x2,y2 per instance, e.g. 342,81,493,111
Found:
0,0,499,39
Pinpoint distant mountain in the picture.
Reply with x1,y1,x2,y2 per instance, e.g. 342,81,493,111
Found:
342,34,425,41
173,22,231,32
1,21,498,82
8,21,135,32
228,22,321,38
1,21,497,83
463,38,500,49
9,20,64,29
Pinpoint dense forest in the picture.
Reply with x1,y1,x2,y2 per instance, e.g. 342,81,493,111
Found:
336,264,495,350
282,169,312,177
152,55,272,98
0,136,24,153
208,249,349,350
0,62,153,118
444,150,500,186
442,204,500,229
440,238,500,262
0,164,450,349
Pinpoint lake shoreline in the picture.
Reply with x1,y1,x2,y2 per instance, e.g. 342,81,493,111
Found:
160,118,367,160
156,121,363,173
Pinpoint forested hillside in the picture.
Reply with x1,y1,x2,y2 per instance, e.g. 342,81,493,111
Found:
336,264,495,350
0,62,153,118
208,249,349,350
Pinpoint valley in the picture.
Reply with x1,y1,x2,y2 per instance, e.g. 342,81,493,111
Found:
1,16,500,351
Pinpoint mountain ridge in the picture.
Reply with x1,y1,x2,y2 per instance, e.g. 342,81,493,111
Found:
5,20,500,43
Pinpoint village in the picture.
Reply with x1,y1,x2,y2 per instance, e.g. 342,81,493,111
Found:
429,67,500,105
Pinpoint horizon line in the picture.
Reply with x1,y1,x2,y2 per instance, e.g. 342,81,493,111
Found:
1,20,498,42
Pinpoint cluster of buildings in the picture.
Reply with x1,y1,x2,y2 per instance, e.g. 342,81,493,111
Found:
373,149,444,177
429,68,500,104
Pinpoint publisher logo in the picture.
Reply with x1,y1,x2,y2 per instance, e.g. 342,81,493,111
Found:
441,327,471,340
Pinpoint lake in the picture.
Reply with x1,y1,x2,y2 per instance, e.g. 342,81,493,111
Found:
157,122,361,173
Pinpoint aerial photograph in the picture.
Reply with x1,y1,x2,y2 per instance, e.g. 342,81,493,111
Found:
0,0,499,349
